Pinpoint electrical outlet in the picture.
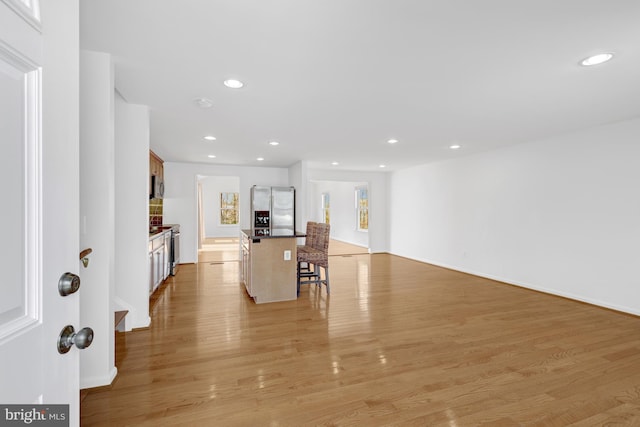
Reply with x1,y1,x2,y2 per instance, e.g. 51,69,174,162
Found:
284,250,291,261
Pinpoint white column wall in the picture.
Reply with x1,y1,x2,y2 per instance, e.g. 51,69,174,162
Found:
79,50,116,388
288,161,307,237
114,92,151,330
389,118,640,315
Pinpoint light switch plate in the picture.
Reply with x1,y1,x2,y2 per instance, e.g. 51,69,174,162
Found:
284,250,291,261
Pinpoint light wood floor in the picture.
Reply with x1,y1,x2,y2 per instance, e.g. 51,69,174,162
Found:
81,243,640,426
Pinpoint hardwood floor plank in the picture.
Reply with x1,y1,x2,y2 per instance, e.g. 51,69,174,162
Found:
81,246,640,426
569,403,640,426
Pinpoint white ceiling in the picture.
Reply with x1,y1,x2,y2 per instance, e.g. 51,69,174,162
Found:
79,1,640,172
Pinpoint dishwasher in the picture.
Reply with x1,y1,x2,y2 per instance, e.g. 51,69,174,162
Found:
169,224,180,276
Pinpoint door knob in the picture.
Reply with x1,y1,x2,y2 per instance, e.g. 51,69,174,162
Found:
57,325,94,354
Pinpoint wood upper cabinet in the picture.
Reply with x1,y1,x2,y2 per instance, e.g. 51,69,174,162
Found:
150,150,163,178
149,150,164,199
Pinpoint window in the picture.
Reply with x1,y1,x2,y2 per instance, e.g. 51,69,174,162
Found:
355,186,368,231
220,192,239,225
321,193,330,224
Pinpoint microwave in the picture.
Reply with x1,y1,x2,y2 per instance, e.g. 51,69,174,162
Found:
150,175,164,199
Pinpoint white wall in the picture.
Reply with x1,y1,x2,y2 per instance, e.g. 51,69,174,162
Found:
307,169,389,253
288,161,307,235
79,50,116,388
114,91,150,330
163,162,289,263
389,118,640,315
309,180,369,248
200,176,240,238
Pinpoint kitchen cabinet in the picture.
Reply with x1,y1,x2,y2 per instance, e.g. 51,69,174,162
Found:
240,229,304,303
149,150,163,180
163,231,171,280
149,251,153,294
240,233,251,295
149,150,164,200
149,230,169,294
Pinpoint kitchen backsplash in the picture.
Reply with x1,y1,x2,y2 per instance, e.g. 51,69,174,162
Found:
150,198,163,226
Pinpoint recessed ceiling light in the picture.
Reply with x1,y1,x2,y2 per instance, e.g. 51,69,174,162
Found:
224,79,244,89
387,139,398,144
194,98,213,108
256,157,264,161
268,141,279,146
580,53,614,66
331,161,339,166
203,135,216,141
450,144,461,150
207,154,216,158
379,164,386,168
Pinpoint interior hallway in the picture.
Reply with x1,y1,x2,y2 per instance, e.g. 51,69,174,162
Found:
81,241,640,426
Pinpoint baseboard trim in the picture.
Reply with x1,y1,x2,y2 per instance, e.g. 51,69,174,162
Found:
390,252,640,317
330,237,367,247
80,366,118,390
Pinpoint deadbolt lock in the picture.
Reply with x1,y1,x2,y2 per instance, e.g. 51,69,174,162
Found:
58,272,80,296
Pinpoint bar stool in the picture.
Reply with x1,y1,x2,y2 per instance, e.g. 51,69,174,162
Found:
297,221,317,276
297,222,330,295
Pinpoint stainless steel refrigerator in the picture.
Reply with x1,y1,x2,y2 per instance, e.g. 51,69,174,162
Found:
250,186,295,236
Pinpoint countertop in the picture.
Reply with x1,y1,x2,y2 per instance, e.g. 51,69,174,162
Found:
149,224,177,238
149,229,170,239
241,229,306,239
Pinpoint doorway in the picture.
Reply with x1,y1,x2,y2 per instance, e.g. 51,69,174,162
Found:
196,175,240,263
308,180,370,252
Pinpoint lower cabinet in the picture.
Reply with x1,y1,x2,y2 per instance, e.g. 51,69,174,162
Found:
239,230,297,304
149,251,154,294
240,233,251,295
163,231,171,280
149,231,168,295
152,246,164,291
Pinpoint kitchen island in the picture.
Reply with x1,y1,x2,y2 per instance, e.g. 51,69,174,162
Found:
240,229,305,303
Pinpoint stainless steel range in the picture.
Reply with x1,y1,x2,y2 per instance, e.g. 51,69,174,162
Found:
167,224,180,275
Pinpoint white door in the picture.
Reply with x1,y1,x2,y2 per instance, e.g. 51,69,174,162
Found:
0,1,81,425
